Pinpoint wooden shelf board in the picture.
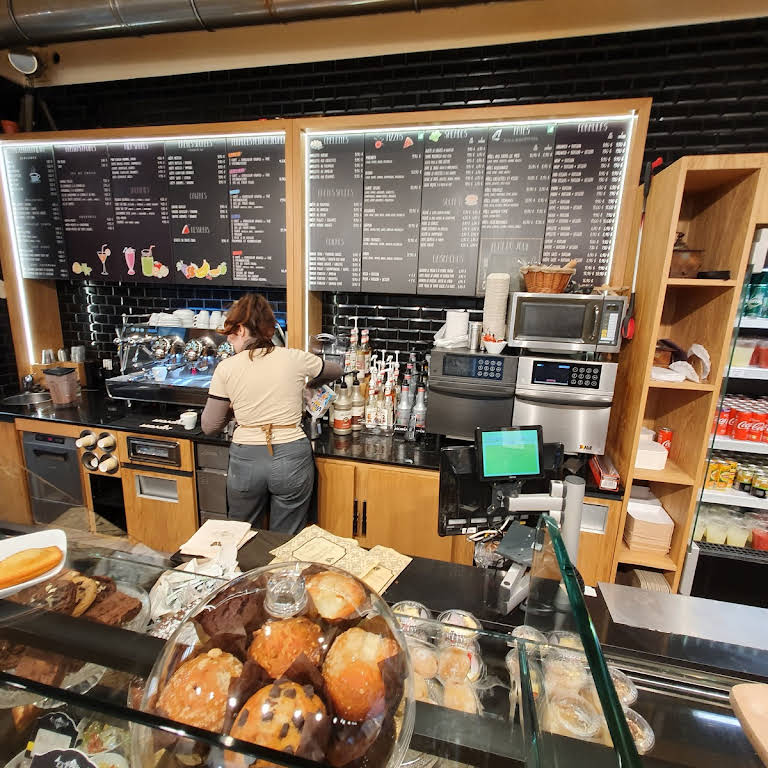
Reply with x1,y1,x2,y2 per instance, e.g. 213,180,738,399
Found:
616,542,678,571
666,278,736,287
632,458,695,486
712,436,768,455
648,379,715,392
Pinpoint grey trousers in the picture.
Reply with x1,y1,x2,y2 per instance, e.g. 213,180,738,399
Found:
227,439,314,534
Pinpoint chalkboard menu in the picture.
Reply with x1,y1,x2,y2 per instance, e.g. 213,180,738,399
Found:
476,124,555,294
361,132,424,293
108,142,171,283
3,145,67,279
417,127,487,295
55,144,115,280
228,135,286,287
308,133,365,291
167,138,231,285
542,118,631,285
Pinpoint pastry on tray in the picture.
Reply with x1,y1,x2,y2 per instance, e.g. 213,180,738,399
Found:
156,648,243,732
0,545,63,589
248,617,325,679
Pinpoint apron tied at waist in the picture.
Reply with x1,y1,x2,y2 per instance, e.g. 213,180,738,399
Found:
238,423,300,454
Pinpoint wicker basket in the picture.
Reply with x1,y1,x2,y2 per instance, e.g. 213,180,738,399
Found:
520,264,576,293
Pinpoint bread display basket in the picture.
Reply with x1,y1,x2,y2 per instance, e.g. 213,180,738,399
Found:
520,259,580,293
133,562,415,768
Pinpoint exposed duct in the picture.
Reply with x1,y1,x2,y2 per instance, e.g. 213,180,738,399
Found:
0,0,505,50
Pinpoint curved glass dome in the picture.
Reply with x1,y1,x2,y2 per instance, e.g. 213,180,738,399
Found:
135,562,415,767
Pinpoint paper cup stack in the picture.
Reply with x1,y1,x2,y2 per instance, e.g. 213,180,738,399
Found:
483,273,511,339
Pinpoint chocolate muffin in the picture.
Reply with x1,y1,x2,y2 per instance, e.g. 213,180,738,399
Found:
230,680,328,767
322,627,398,721
156,648,243,732
248,617,324,679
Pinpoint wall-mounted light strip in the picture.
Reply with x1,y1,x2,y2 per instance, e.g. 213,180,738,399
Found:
0,131,285,149
0,149,35,366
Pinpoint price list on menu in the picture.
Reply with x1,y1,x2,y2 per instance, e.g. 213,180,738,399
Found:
308,133,364,291
361,133,424,293
55,144,115,280
542,118,631,284
3,145,67,279
417,127,487,295
476,124,555,294
167,139,231,285
227,135,286,287
108,142,171,282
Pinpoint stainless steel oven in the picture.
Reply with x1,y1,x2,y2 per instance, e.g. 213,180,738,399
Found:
426,349,518,440
512,357,617,454
507,293,627,353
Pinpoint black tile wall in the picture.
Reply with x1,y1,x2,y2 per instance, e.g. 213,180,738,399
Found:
0,260,19,397
57,281,286,365
0,16,763,364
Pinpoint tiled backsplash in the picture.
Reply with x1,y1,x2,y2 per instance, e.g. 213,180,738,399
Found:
322,292,483,356
57,281,287,364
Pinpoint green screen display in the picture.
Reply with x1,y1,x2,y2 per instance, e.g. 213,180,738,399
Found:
481,429,540,477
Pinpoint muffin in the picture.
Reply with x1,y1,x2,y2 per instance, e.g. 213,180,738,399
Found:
248,617,324,678
322,627,399,721
230,680,328,765
306,571,366,620
156,648,243,731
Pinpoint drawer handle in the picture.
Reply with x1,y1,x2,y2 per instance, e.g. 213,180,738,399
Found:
353,498,358,537
362,500,367,536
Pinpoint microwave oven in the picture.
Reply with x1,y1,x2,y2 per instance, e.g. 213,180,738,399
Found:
507,293,627,354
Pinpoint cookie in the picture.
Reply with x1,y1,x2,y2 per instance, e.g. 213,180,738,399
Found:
68,574,99,617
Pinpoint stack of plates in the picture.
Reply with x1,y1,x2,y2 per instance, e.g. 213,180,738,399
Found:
628,568,671,593
482,273,511,340
173,309,195,327
624,487,674,553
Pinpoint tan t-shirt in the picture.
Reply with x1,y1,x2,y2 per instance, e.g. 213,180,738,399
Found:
208,346,323,446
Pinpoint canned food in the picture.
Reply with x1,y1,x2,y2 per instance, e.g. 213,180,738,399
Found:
752,473,768,499
705,460,723,490
737,467,755,493
733,409,753,441
655,427,673,452
717,460,738,489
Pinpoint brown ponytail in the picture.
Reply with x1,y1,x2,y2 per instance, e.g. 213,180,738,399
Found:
223,293,277,358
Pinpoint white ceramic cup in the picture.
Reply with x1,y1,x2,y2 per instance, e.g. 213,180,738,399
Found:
180,410,198,430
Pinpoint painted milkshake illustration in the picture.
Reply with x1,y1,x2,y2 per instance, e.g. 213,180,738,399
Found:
123,246,135,275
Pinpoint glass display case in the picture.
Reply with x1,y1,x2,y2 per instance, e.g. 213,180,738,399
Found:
691,228,768,600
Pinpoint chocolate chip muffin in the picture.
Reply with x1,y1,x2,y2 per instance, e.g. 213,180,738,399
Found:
230,680,327,766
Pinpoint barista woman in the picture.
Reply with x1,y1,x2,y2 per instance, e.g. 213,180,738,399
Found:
201,294,342,533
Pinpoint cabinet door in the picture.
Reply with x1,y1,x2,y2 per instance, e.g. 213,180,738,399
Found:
122,468,198,552
0,421,32,524
315,459,358,539
357,465,453,562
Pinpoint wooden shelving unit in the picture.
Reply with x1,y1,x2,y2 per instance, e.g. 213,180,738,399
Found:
606,155,768,591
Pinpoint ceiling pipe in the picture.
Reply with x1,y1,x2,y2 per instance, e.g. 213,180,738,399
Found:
0,0,505,49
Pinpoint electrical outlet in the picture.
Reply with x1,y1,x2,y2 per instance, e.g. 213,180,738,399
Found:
103,358,113,371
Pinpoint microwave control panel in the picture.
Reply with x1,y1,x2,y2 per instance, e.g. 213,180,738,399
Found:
599,300,624,345
531,360,602,389
442,353,505,380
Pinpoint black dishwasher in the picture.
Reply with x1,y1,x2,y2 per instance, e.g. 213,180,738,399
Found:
22,432,83,524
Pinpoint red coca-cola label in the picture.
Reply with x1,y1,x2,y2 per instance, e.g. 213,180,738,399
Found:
734,413,753,441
